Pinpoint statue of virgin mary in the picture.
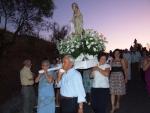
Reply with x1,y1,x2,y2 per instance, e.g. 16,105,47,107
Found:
71,2,83,35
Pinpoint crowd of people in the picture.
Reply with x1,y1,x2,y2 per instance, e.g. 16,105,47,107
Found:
20,47,150,113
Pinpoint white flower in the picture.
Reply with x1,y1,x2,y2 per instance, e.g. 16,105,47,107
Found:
93,48,96,52
57,29,106,57
71,49,74,52
66,48,70,52
76,45,79,48
90,37,93,40
86,41,89,45
91,42,95,45
87,45,91,49
71,45,74,48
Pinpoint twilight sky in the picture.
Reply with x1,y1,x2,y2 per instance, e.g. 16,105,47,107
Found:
52,0,150,51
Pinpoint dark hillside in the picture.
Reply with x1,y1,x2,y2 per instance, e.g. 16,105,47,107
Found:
0,30,58,105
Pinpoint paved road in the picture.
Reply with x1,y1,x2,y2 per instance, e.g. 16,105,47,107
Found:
112,80,150,113
114,80,150,113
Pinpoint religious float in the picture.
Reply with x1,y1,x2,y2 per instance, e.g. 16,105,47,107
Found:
39,3,107,73
57,2,107,69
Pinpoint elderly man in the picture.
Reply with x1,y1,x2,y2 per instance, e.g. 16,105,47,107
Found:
20,59,35,113
57,55,86,113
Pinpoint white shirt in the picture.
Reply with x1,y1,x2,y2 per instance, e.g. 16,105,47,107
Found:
60,68,86,103
92,64,110,88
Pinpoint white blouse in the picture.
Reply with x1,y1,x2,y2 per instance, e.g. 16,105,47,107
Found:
92,63,110,88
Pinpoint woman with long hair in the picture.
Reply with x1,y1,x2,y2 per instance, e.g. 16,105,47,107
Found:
110,49,128,113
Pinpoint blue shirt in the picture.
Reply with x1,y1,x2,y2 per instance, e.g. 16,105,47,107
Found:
60,68,86,103
38,72,54,97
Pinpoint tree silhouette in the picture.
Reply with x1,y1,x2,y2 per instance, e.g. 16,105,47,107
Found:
50,22,69,43
0,0,55,57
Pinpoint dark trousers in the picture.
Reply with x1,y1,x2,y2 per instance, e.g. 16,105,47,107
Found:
131,62,140,81
140,68,145,84
60,96,78,113
91,88,109,113
21,86,35,113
